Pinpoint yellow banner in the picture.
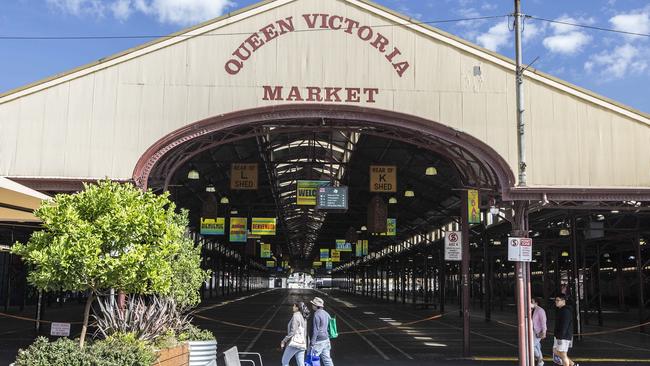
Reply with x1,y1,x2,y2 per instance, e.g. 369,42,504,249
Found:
468,189,481,224
313,261,322,267
331,249,341,262
251,217,276,236
229,217,247,242
260,243,271,258
297,180,328,205
200,217,225,235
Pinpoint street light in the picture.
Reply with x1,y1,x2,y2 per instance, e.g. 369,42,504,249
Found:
425,167,438,176
220,196,230,204
187,168,200,180
404,190,415,197
389,197,398,204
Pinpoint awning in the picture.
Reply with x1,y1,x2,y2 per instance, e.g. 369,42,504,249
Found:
0,177,50,222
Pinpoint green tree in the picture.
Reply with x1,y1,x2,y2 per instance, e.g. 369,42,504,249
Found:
11,180,203,347
166,234,211,311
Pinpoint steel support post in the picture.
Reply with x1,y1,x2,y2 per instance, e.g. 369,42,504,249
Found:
596,243,603,326
386,261,391,301
571,215,582,339
636,233,646,333
439,246,446,313
542,245,549,304
380,264,384,300
412,258,417,304
513,201,533,366
461,193,471,357
484,234,492,321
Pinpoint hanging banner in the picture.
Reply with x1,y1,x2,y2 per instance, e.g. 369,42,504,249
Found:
467,189,481,224
229,217,248,242
230,163,258,190
320,248,330,260
331,249,341,262
362,240,369,256
508,237,533,262
379,218,397,236
367,195,388,233
282,261,289,269
313,261,322,267
444,231,462,261
356,240,363,257
326,262,333,270
200,218,225,235
297,180,329,205
369,165,397,192
336,239,352,252
260,243,271,258
251,217,276,236
266,260,276,268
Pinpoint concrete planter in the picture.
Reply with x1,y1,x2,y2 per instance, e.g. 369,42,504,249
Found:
188,340,217,366
155,343,189,366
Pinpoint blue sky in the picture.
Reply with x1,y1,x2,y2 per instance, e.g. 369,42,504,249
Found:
1,0,649,113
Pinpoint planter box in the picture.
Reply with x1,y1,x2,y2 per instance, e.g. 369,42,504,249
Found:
188,340,217,366
156,343,189,366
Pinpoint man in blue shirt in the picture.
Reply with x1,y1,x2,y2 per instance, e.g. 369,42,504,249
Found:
310,297,334,366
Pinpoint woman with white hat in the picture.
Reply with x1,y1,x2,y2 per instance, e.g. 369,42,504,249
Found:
280,301,309,366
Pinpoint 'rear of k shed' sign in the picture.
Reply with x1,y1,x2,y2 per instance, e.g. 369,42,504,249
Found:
369,165,396,192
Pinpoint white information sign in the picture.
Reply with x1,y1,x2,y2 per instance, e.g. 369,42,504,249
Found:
444,231,462,261
50,322,71,337
508,237,533,262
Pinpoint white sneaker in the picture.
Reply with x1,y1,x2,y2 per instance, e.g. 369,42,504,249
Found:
537,361,544,366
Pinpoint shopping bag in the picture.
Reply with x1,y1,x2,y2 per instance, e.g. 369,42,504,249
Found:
553,353,562,365
328,317,338,339
305,349,320,366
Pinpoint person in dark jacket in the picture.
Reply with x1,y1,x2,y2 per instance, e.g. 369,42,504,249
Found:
310,297,334,366
553,294,578,366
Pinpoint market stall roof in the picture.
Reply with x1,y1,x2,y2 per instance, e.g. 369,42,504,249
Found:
0,176,50,222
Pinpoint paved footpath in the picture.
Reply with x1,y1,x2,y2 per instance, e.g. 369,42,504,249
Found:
2,288,649,365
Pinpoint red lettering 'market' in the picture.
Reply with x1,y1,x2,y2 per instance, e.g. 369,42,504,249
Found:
262,86,378,104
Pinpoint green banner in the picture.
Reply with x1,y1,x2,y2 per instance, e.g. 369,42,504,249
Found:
336,239,352,252
320,248,330,260
468,189,481,224
260,243,271,258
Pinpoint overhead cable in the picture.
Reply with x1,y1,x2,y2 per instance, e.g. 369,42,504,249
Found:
529,15,650,38
0,15,507,40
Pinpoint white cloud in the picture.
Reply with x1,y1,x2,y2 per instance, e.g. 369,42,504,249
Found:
522,21,545,43
609,7,650,39
542,15,592,55
585,43,648,79
46,0,234,25
476,21,510,51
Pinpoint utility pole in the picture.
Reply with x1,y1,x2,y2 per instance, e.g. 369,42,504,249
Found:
513,2,534,366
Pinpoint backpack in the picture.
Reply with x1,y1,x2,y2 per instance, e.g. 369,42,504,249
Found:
327,316,338,339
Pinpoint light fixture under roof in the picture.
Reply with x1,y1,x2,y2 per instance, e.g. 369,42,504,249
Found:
404,190,415,197
187,168,199,180
559,228,570,236
561,251,569,257
220,196,230,204
205,184,216,193
361,225,367,231
389,197,398,204
425,167,438,176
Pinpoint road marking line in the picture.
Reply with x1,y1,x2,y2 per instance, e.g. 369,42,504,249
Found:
244,293,288,352
473,356,650,363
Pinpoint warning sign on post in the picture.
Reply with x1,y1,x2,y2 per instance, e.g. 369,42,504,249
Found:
444,231,462,261
369,165,396,192
508,237,533,262
230,163,258,190
50,322,71,337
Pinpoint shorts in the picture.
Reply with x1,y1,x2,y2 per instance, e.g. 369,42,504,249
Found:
553,337,573,353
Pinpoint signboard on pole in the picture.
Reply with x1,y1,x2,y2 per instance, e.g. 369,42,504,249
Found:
369,165,396,192
444,231,462,261
251,217,276,236
229,217,248,242
50,322,71,337
297,180,329,205
508,237,533,262
260,243,271,258
336,239,352,252
230,163,258,190
467,189,481,224
316,186,348,210
200,218,225,235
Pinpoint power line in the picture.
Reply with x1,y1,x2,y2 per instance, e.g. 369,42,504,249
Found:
528,15,650,38
0,15,507,40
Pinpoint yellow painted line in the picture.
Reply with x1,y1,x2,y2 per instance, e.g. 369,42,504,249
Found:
472,356,650,362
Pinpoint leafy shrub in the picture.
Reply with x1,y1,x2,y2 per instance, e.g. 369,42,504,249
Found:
89,332,157,366
14,337,92,366
178,324,215,342
153,329,179,350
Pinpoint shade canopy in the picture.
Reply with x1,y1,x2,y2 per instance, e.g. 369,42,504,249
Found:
0,177,50,222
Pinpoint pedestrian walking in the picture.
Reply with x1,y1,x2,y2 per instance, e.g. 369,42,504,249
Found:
310,296,334,366
280,302,309,366
531,297,547,366
553,294,578,366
